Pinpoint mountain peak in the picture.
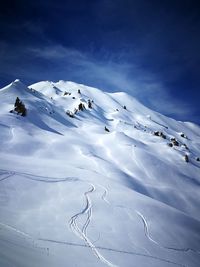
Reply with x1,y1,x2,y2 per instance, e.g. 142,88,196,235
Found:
11,79,26,87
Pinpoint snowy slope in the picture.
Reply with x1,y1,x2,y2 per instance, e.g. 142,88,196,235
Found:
0,79,200,267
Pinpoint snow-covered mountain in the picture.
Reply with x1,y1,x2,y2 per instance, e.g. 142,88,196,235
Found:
0,79,200,267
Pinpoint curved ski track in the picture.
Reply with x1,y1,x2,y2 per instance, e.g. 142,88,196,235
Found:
136,211,200,255
0,168,196,267
69,184,117,267
97,183,110,205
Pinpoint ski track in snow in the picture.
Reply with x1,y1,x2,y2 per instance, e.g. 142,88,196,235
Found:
0,168,191,267
136,211,200,255
115,206,151,256
69,184,117,267
0,169,79,183
38,238,187,267
0,222,32,239
0,237,48,253
97,183,110,205
0,168,197,267
0,171,15,182
0,222,49,253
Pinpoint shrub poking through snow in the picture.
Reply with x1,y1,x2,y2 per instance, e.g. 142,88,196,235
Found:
88,99,92,109
74,108,78,114
180,132,188,139
183,144,189,150
78,89,81,94
153,131,160,136
170,138,179,146
123,105,127,110
168,143,173,147
13,97,27,116
184,155,189,162
105,126,110,132
196,157,200,162
173,140,179,146
153,131,166,139
160,132,166,139
78,103,86,111
29,88,35,93
66,110,74,118
64,91,71,96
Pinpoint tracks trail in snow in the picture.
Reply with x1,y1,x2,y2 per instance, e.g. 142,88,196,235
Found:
0,171,15,182
39,238,187,267
97,183,110,205
69,183,117,267
0,222,32,239
0,169,79,183
136,210,200,255
0,222,49,254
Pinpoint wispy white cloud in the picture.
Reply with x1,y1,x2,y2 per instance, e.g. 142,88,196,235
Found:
145,84,194,117
29,45,86,61
0,42,196,121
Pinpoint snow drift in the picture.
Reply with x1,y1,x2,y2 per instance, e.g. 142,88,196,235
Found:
0,79,200,267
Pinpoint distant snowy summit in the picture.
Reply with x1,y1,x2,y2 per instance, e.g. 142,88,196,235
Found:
1,78,200,162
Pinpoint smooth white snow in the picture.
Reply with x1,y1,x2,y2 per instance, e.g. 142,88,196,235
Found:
0,79,200,267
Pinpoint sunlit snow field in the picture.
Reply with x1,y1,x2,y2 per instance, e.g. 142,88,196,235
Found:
0,80,200,267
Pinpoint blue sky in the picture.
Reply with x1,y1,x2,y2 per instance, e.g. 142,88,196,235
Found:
0,0,200,124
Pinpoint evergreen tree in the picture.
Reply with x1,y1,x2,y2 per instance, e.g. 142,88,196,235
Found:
14,97,27,116
14,97,20,108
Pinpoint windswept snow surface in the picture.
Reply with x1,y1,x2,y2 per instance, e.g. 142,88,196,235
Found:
0,79,200,267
